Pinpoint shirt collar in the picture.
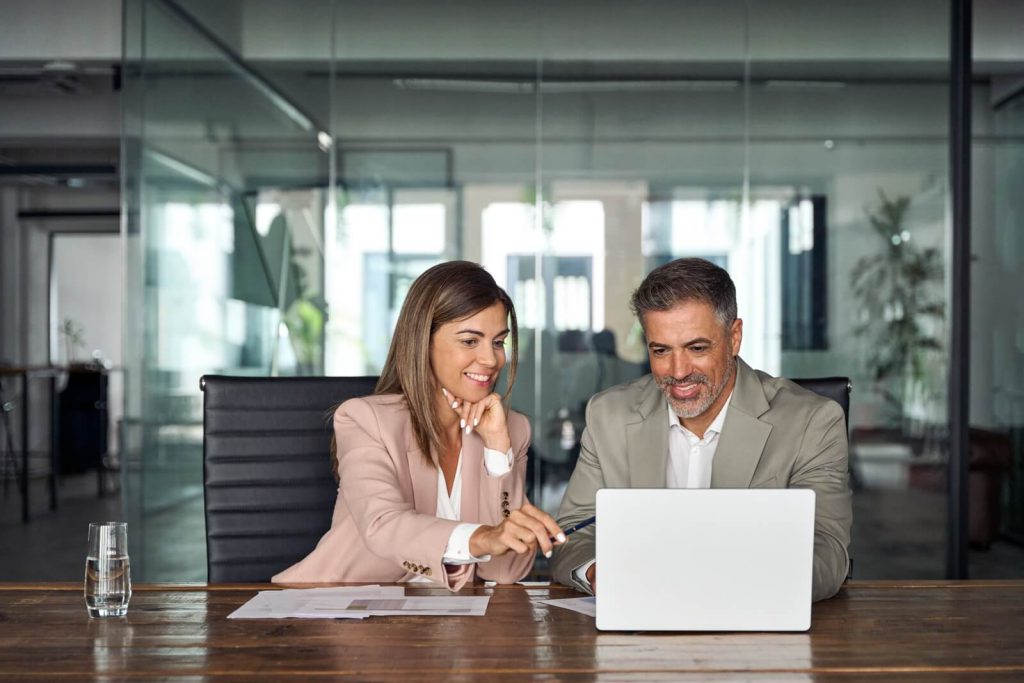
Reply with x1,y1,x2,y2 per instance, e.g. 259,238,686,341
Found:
667,389,734,438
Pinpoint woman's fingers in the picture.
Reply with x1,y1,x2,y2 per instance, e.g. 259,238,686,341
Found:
469,394,494,430
448,392,505,437
468,400,482,431
496,522,531,555
442,387,475,432
520,503,566,544
442,390,511,450
508,509,554,557
442,387,460,412
486,510,564,557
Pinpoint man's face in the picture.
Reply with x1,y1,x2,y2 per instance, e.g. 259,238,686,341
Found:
643,300,742,422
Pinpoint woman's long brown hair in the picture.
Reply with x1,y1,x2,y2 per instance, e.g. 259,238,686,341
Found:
330,261,518,474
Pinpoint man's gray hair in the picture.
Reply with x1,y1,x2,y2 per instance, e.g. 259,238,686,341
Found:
630,258,738,328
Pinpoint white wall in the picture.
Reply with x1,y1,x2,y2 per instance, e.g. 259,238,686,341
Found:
52,233,123,453
0,0,121,61
0,188,119,454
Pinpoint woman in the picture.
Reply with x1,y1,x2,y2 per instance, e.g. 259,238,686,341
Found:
273,261,564,590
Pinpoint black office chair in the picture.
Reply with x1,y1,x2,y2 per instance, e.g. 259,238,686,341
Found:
791,377,851,431
200,375,378,582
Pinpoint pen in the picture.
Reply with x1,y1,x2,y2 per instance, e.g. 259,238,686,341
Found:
562,515,596,537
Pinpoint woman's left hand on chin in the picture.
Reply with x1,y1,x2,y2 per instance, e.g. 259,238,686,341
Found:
443,388,511,453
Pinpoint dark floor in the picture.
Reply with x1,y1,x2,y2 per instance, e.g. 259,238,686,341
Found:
2,471,1022,583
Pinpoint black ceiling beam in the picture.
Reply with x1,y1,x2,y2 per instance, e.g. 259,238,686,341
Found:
0,164,117,176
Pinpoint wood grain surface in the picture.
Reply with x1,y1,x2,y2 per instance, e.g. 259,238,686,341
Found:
0,581,1021,681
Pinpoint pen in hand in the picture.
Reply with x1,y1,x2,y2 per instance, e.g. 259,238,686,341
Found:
561,515,596,537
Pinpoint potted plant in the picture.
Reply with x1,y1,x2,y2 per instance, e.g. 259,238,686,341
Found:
850,190,945,429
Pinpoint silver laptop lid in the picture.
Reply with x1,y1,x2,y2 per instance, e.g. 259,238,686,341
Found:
596,488,815,631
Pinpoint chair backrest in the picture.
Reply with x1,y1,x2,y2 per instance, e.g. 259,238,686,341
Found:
791,377,852,431
201,374,378,582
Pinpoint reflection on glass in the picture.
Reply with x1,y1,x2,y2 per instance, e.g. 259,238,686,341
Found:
969,38,1024,575
123,0,974,580
123,0,331,580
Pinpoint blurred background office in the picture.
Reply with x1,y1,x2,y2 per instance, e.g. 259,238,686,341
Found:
0,0,1021,583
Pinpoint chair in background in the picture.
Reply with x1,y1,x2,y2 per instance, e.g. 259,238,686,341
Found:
201,375,378,582
791,377,852,432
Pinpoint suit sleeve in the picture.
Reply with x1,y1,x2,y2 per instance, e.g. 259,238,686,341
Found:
550,396,605,594
475,412,535,583
334,399,471,591
791,400,852,601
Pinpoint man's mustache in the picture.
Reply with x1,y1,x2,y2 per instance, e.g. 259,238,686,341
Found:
660,374,709,388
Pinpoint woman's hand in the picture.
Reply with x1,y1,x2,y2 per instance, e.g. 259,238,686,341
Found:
469,503,566,558
442,388,511,453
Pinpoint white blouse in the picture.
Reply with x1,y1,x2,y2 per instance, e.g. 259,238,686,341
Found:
405,446,513,582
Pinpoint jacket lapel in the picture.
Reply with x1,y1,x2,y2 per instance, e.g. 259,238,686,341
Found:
459,432,483,522
406,419,439,515
711,357,772,488
627,377,670,487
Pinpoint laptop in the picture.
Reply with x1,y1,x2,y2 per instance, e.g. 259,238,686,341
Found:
595,488,815,631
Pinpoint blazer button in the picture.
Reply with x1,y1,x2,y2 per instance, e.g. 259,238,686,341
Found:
502,492,509,499
424,567,433,577
503,510,510,518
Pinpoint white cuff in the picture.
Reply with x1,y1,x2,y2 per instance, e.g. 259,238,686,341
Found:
572,559,596,591
483,447,514,477
442,523,491,565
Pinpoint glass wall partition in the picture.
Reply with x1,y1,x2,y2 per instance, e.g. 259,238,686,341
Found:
124,0,989,581
969,1,1024,577
123,0,332,580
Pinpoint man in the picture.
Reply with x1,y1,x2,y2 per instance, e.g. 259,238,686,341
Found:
551,258,852,602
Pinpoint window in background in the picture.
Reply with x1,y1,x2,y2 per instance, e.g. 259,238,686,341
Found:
781,196,828,351
326,187,453,375
642,192,783,375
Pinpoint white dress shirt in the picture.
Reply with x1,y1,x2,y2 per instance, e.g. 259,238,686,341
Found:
665,391,732,488
405,445,513,582
573,392,734,589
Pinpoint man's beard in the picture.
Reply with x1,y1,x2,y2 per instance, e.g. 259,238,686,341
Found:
658,355,736,419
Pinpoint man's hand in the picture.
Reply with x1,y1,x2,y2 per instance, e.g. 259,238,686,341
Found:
469,503,565,558
586,563,597,594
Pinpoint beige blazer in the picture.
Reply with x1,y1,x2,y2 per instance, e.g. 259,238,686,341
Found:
273,394,535,590
551,357,852,602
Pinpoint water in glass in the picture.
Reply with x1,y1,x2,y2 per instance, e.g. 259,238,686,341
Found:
84,522,131,617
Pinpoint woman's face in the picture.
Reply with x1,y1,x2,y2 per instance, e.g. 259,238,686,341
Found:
429,302,509,402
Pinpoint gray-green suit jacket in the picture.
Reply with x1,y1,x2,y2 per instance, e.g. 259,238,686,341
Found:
551,357,852,602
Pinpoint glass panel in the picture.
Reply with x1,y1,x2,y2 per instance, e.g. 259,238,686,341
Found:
122,0,332,580
969,1,1024,577
537,0,950,577
122,0,969,582
325,2,541,378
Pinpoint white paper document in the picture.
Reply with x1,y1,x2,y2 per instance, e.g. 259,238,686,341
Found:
228,586,489,619
228,585,402,619
537,596,596,617
309,595,490,617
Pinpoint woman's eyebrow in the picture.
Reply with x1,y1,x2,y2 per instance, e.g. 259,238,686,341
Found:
455,327,510,337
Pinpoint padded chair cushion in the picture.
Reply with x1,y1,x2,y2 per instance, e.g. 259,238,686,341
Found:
201,375,378,582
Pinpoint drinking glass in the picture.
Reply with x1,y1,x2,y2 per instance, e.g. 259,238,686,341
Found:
84,522,131,618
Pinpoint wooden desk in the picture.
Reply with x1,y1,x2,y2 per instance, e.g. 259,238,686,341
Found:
1,581,1022,680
